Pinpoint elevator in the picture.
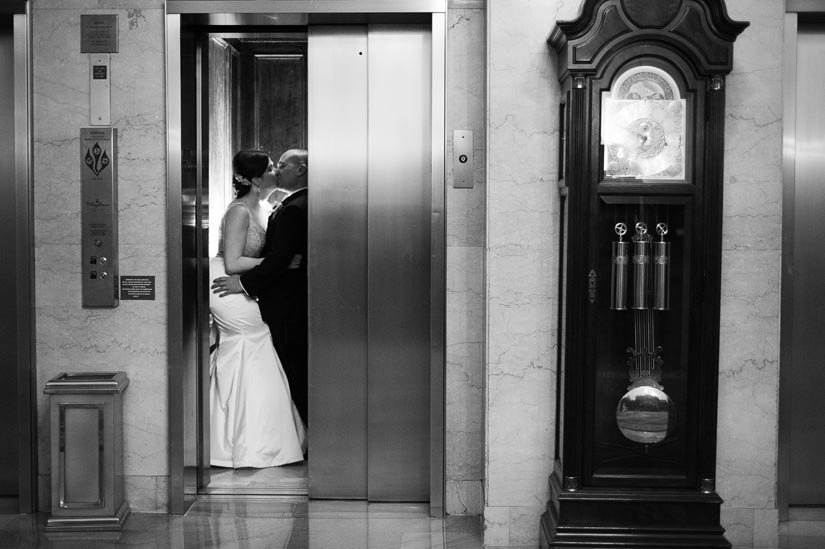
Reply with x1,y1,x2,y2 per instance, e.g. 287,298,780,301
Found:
0,1,35,515
780,9,825,516
166,2,446,515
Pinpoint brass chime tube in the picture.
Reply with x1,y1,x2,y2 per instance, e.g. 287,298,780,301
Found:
610,241,629,310
653,240,670,310
632,238,649,309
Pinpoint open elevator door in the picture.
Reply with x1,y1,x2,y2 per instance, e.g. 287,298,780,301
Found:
166,3,445,516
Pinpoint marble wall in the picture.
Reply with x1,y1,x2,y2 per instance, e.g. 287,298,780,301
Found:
30,0,488,518
484,0,576,544
716,1,783,547
484,0,783,547
32,0,168,511
445,0,487,517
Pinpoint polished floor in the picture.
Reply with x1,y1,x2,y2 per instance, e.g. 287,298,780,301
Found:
0,499,482,548
1,500,824,548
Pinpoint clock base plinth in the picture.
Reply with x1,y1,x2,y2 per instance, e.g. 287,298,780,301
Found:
540,470,731,549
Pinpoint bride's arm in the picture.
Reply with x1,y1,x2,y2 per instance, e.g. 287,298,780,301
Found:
222,206,264,275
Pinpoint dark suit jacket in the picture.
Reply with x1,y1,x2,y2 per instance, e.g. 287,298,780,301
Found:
240,188,307,330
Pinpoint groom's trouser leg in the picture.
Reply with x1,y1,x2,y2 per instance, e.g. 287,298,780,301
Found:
270,322,308,425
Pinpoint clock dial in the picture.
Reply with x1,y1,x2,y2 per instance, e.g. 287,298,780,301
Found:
601,66,686,180
602,98,685,179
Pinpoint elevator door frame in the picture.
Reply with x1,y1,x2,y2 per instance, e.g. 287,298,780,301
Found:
0,2,35,515
779,1,825,521
165,0,446,517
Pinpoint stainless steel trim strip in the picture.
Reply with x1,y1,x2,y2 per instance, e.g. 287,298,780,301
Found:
14,8,35,514
165,12,187,516
167,0,447,15
778,11,797,521
429,10,446,519
787,0,825,13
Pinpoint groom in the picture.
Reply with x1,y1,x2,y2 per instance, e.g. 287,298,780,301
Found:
212,149,309,425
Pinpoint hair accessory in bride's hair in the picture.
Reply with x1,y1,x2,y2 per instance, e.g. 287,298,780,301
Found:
233,173,251,186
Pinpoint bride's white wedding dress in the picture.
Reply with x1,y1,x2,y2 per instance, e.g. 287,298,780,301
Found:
209,201,306,468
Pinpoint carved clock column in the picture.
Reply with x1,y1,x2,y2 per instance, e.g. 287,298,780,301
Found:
541,1,747,547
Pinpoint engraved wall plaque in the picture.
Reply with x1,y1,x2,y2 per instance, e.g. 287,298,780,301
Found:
81,14,118,54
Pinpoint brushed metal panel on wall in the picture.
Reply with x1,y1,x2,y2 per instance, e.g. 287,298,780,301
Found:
367,24,431,502
789,23,825,505
307,25,369,499
60,405,104,508
0,16,18,503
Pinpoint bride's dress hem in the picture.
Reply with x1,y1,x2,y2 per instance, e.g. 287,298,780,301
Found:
210,457,304,469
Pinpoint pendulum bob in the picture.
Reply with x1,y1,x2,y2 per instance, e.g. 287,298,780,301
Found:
610,241,629,310
615,381,674,444
631,238,650,309
653,240,670,311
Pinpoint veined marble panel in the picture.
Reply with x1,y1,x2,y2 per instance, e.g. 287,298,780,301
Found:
485,361,553,507
483,505,510,546
722,507,755,548
446,342,484,481
485,0,560,533
445,480,484,516
445,2,487,517
34,1,164,10
447,7,486,248
716,0,783,525
447,9,486,131
754,509,780,549
509,505,544,546
33,2,170,500
447,247,485,345
125,475,160,513
122,373,170,476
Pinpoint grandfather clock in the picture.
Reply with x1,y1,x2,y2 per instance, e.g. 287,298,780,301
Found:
542,1,747,547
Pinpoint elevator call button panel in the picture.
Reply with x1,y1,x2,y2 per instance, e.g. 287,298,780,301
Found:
81,127,118,308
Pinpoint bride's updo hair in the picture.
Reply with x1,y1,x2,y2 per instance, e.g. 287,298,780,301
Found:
232,149,270,198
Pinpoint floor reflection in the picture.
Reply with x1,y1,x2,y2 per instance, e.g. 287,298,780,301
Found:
0,500,482,548
207,463,308,495
4,500,822,548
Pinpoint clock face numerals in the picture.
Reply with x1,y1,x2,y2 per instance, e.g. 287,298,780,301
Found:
601,66,686,180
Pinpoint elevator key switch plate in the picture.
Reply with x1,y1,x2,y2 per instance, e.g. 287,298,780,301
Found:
90,54,111,126
453,130,474,189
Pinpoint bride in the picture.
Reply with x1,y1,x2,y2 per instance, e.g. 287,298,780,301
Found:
209,149,306,468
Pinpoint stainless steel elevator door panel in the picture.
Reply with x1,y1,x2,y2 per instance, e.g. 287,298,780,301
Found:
790,23,825,505
367,24,431,502
0,15,18,500
307,26,369,499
